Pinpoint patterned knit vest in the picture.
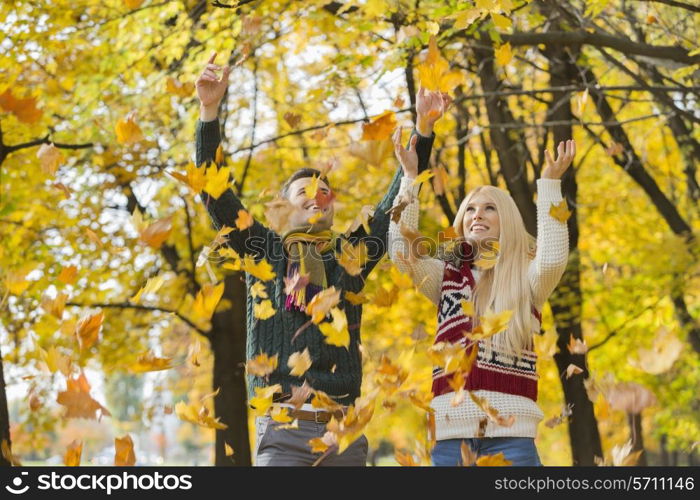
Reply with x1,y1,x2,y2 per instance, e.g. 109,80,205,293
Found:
432,242,542,401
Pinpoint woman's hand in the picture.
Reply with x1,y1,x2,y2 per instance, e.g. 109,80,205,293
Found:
393,126,418,179
542,140,576,180
416,87,452,136
196,52,231,121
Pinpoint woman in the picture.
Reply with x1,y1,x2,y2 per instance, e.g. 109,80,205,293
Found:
389,131,575,466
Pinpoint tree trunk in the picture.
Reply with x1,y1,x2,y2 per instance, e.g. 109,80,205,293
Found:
211,272,250,466
0,353,11,466
540,6,603,465
473,35,537,234
627,412,647,465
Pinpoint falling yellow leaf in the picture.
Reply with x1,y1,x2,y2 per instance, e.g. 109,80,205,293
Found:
235,209,254,231
348,138,394,167
630,327,683,374
494,42,513,66
412,169,435,187
288,348,312,377
138,216,173,249
468,391,515,427
270,406,294,423
0,89,42,123
115,114,144,145
544,403,574,428
75,311,104,351
476,452,512,466
165,77,194,97
318,307,350,348
611,440,643,466
361,111,397,141
203,165,232,199
311,390,345,411
130,350,173,373
567,334,588,354
250,281,268,299
395,450,420,466
308,435,334,454
373,285,399,307
130,274,165,303
461,440,477,466
549,201,572,223
56,372,111,420
461,300,474,317
225,443,235,457
37,143,65,176
40,346,72,376
605,142,624,156
565,363,584,379
40,292,66,319
417,36,464,92
306,287,341,324
283,112,301,128
4,269,31,295
432,166,449,196
241,255,276,281
57,265,78,285
345,291,369,305
168,162,206,194
337,240,368,276
428,342,476,375
246,353,279,376
64,439,82,466
54,182,72,199
114,435,136,466
187,339,201,368
253,299,276,320
468,309,513,340
264,197,295,233
303,175,320,200
249,384,282,417
193,282,225,320
175,400,228,429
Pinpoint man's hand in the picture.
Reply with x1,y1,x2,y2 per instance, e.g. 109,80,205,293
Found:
416,87,452,136
196,51,231,121
542,140,576,180
393,126,418,179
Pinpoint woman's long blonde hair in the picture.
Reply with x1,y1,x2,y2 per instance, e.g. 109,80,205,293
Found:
452,185,537,358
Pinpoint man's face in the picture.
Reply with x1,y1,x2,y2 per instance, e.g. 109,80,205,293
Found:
285,176,335,230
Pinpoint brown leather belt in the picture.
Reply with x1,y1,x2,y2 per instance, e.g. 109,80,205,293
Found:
284,408,346,423
270,393,346,423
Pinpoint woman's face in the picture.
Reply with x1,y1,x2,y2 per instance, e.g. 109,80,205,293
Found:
462,192,500,242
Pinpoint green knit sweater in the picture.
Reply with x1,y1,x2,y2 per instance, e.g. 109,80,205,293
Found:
195,118,434,405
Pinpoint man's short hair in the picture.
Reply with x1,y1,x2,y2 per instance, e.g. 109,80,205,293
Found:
280,168,331,198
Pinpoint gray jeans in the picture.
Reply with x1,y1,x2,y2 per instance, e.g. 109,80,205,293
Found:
254,416,368,466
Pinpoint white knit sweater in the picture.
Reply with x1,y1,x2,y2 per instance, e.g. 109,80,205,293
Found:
388,177,569,439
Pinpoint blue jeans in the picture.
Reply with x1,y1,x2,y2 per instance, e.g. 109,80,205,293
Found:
432,437,542,466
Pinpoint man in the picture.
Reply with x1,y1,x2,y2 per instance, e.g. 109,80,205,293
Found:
195,52,448,465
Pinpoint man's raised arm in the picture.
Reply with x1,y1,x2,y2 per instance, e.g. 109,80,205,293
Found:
349,88,450,281
195,52,273,258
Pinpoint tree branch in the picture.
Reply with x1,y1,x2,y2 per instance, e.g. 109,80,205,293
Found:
502,31,699,65
627,0,700,13
66,301,209,337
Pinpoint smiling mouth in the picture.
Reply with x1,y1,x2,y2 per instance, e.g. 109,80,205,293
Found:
471,224,489,232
